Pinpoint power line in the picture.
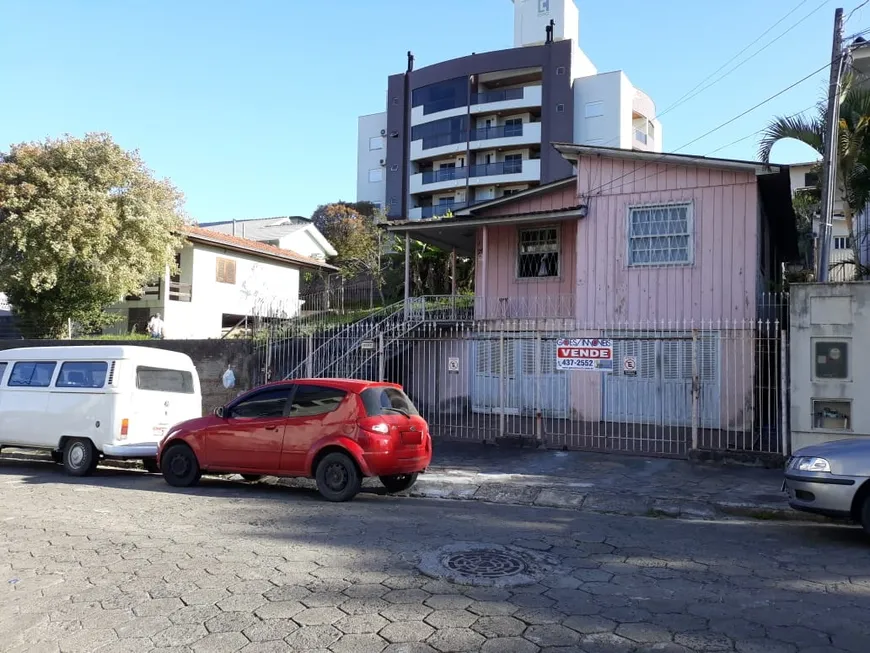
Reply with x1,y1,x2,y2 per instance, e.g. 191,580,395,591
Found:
655,0,830,122
846,0,870,23
703,104,818,157
656,0,819,121
580,61,833,198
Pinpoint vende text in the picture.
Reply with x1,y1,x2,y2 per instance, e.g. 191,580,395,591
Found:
558,348,612,359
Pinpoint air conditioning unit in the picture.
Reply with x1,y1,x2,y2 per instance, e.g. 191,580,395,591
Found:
380,129,386,136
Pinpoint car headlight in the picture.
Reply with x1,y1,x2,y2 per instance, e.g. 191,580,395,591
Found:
795,457,831,473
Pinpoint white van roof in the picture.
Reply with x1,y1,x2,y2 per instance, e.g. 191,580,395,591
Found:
0,345,195,367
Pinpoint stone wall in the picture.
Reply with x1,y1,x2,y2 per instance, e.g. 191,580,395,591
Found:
0,339,255,415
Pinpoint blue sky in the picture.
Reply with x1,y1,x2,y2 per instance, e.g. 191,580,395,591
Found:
0,0,863,222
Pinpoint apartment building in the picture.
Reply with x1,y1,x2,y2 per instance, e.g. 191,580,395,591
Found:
357,0,661,221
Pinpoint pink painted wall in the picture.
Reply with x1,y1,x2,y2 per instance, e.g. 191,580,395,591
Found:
481,185,578,217
574,157,759,325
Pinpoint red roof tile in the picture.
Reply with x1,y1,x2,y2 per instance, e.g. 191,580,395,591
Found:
183,225,336,270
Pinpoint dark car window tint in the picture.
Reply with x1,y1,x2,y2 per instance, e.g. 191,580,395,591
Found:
8,361,57,387
137,367,194,394
230,389,290,419
289,385,346,418
56,361,108,388
361,387,420,417
0,362,7,383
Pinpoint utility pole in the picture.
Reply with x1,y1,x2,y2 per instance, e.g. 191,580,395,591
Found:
818,7,845,282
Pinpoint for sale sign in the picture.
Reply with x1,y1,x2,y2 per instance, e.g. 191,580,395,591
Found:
556,338,613,372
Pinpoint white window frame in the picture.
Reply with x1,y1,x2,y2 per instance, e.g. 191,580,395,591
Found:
516,225,560,279
368,168,384,183
369,136,384,151
834,236,852,250
626,201,694,267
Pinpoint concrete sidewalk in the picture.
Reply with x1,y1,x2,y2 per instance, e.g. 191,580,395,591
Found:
3,441,810,522
406,441,803,521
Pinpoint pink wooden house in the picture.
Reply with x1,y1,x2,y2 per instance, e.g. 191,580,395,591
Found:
387,145,797,451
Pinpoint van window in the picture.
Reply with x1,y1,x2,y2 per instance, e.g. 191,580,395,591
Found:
361,386,420,417
0,362,6,382
136,367,194,394
8,362,57,388
56,362,108,389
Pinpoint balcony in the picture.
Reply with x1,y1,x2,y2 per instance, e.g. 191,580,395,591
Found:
411,159,541,194
411,85,543,126
410,122,542,161
127,280,192,303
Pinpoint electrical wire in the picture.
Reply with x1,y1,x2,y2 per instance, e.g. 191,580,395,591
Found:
655,0,825,122
703,104,819,157
847,0,870,23
579,61,833,198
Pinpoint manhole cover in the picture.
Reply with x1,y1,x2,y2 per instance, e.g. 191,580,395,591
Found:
444,550,528,578
418,542,557,587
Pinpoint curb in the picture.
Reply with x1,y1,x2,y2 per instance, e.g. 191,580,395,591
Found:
2,450,823,524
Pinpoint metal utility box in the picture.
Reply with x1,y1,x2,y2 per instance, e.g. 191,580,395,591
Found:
790,283,869,451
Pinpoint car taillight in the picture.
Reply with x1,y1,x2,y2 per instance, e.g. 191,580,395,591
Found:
120,419,129,439
359,418,390,435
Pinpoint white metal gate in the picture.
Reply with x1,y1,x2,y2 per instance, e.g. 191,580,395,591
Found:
604,333,720,427
472,336,568,418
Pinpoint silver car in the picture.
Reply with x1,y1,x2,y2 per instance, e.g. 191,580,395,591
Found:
785,438,870,532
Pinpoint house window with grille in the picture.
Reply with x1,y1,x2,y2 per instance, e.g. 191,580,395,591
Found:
834,236,852,250
627,202,693,266
518,227,559,278
216,257,237,284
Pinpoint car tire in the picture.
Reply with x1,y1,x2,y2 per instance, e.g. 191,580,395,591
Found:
315,452,361,502
860,495,870,536
379,473,419,494
142,458,160,474
161,444,201,488
240,474,262,482
63,438,97,477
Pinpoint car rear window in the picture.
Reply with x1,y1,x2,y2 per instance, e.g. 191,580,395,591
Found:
136,366,194,394
361,386,420,417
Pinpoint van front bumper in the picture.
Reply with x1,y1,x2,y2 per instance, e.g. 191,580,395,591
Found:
102,443,159,458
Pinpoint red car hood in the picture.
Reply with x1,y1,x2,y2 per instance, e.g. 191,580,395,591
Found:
171,414,222,433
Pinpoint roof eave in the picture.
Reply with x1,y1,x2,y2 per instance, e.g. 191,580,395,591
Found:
184,233,337,271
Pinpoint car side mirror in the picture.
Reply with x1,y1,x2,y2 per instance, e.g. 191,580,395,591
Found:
214,406,225,419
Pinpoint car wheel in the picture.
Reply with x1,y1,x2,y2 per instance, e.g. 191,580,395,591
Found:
315,452,361,502
379,473,418,494
142,458,160,474
50,450,63,465
860,495,870,536
63,438,97,477
161,444,201,488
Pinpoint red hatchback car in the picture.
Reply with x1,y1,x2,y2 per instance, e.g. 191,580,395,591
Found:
157,379,432,501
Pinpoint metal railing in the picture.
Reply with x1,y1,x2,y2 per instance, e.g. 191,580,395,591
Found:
471,88,525,105
469,123,524,141
129,281,192,303
422,166,467,184
469,160,523,178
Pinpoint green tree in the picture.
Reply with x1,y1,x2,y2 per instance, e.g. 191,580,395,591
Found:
759,83,870,239
0,133,185,337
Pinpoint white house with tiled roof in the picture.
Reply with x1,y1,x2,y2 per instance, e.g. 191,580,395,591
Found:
200,216,337,262
106,226,337,339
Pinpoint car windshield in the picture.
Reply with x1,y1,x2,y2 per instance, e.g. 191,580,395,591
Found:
361,386,420,417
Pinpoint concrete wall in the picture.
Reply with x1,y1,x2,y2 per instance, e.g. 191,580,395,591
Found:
790,282,870,450
0,339,255,416
357,112,388,208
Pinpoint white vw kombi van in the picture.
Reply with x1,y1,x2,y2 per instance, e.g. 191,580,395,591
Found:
0,346,202,476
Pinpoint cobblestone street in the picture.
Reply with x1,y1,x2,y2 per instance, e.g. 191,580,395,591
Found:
2,458,870,653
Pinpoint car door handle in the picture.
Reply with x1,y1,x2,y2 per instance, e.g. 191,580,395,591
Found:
265,425,279,431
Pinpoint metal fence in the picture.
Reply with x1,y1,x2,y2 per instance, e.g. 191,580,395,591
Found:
254,293,790,458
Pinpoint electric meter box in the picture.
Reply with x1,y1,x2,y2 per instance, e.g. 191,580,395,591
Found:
790,284,869,451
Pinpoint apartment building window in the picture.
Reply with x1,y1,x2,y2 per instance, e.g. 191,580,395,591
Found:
369,136,384,150
504,154,523,174
628,202,693,266
369,168,384,183
834,236,853,250
216,257,237,284
518,227,559,278
504,118,523,137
